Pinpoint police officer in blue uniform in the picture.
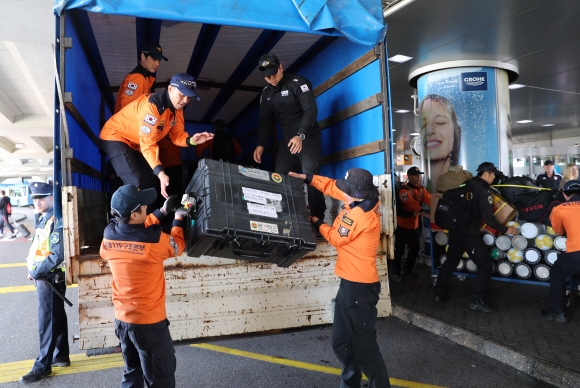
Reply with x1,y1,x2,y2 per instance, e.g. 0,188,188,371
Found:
20,182,70,384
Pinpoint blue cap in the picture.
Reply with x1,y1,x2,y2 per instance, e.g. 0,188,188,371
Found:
169,73,200,100
29,182,53,198
111,185,157,217
562,179,580,192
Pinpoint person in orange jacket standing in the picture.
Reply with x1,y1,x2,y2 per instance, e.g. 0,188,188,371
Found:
100,73,213,198
100,184,186,387
289,168,391,388
391,166,431,282
114,43,167,114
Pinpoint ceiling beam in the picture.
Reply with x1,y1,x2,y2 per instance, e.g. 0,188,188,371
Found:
0,114,53,136
0,87,21,124
187,24,221,79
0,138,16,153
0,152,53,159
30,137,53,153
4,41,51,117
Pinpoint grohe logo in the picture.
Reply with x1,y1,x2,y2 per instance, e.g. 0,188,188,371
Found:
461,71,488,91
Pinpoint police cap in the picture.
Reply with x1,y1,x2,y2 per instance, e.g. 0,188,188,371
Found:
29,182,53,199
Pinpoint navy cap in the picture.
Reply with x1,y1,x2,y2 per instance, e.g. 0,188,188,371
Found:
258,54,280,77
562,179,580,192
477,162,500,174
169,73,200,100
407,167,424,176
141,43,168,61
544,160,554,166
111,185,157,218
29,182,53,199
336,168,379,201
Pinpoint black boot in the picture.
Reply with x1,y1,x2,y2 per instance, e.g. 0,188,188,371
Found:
470,297,494,313
541,309,568,323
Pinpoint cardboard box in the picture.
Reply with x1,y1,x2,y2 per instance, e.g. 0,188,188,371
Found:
481,191,518,236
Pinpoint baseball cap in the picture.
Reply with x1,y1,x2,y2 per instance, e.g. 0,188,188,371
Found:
258,54,280,77
476,162,500,174
543,160,554,166
29,182,53,199
169,73,200,100
141,43,168,61
336,168,379,201
562,179,580,192
111,185,157,218
407,167,424,176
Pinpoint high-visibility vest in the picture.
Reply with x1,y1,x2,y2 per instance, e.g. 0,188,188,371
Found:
26,215,65,273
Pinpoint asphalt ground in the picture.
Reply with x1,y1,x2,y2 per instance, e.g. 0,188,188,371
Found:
0,207,551,387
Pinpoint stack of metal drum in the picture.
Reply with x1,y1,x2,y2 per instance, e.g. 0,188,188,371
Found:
434,221,567,282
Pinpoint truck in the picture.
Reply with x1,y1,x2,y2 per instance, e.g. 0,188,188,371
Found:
52,0,396,351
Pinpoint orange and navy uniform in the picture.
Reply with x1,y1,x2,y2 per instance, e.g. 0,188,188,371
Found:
114,65,156,114
397,183,430,230
550,196,580,253
100,91,197,176
99,209,185,324
308,175,381,284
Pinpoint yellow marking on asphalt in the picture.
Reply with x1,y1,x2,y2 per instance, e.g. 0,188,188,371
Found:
192,343,445,388
0,353,124,383
0,283,77,294
0,263,27,268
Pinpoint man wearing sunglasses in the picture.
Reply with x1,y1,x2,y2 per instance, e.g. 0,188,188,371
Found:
254,53,326,223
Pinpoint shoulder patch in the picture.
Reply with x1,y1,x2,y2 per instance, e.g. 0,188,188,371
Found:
488,196,493,204
127,82,138,90
141,126,151,134
125,89,134,96
293,79,298,81
50,232,60,244
143,114,157,126
281,90,289,97
342,215,354,226
338,225,350,237
300,84,310,93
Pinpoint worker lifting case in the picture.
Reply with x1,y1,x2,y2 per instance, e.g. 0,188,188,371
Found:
185,159,317,267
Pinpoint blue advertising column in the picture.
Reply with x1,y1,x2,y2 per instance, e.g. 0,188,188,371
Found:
409,61,518,193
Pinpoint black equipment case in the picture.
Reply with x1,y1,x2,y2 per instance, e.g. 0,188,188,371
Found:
185,159,317,267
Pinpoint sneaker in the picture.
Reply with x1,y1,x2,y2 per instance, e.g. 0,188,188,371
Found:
470,300,495,313
8,234,17,240
434,289,449,303
52,359,71,367
20,369,51,384
541,309,568,323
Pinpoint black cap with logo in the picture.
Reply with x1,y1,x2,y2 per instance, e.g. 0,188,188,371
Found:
336,168,379,201
258,54,280,77
407,167,424,176
544,160,554,166
111,185,157,218
141,43,168,61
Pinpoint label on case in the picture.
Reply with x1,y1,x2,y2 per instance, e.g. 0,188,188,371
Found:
238,166,270,181
247,203,278,218
242,187,282,201
243,194,282,212
250,220,279,234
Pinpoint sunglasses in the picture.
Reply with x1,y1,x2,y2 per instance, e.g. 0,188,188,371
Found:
259,62,279,72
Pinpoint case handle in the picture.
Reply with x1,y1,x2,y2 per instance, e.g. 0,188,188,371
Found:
232,247,271,260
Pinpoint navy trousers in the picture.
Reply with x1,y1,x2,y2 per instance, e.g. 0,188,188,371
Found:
275,135,326,221
115,318,176,388
549,251,580,311
33,271,69,372
332,279,391,388
392,226,421,276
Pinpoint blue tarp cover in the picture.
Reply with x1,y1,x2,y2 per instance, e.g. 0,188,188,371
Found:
53,0,385,46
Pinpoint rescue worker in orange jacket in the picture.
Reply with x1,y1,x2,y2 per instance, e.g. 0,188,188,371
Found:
113,43,167,114
100,73,213,198
391,166,431,282
542,180,580,323
289,168,391,388
100,184,186,387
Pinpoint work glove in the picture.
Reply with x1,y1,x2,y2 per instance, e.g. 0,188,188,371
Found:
161,195,181,215
175,206,189,219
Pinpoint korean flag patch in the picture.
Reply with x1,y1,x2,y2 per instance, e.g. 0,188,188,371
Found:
143,114,157,126
127,82,138,90
338,225,350,237
300,84,310,93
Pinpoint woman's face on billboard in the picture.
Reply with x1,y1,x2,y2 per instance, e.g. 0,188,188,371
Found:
421,99,454,162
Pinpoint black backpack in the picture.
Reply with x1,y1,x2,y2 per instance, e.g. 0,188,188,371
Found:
211,131,236,163
434,181,476,231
